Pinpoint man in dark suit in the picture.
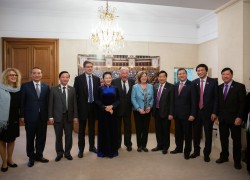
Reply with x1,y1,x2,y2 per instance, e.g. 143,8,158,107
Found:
74,61,101,158
246,92,250,174
48,71,78,161
112,67,135,151
20,67,50,167
190,64,218,162
215,67,246,170
152,70,174,154
170,68,196,159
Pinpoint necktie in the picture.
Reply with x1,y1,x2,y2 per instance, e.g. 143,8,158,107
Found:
123,81,127,94
62,86,67,111
88,75,93,103
223,84,228,100
199,80,204,109
156,84,163,108
178,82,183,95
35,83,40,98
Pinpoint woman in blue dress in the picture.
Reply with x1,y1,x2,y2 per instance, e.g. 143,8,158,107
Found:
95,72,120,158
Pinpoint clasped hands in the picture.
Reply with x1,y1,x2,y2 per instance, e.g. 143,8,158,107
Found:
138,107,151,114
105,105,113,114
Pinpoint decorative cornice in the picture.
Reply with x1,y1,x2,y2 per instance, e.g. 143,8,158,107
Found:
215,0,240,13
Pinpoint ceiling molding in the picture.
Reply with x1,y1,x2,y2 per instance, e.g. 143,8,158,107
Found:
215,0,240,13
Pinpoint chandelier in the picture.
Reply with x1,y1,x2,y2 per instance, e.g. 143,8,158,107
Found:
90,1,124,55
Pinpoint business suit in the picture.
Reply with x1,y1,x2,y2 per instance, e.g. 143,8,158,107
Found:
174,80,196,155
48,85,78,157
152,82,174,151
218,81,246,165
192,77,218,157
20,81,50,160
131,83,154,149
74,73,101,153
246,92,250,173
112,78,135,148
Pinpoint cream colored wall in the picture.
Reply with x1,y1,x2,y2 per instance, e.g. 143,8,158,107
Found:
59,39,199,86
198,39,218,78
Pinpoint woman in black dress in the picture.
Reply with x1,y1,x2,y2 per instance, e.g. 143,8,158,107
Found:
0,68,21,172
95,72,120,158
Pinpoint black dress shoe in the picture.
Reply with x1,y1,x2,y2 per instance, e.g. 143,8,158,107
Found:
142,147,148,152
190,152,200,159
204,155,210,162
36,157,49,163
65,155,73,160
234,163,242,170
137,148,142,152
170,149,182,154
27,159,34,167
162,150,168,154
216,158,228,164
89,147,97,153
184,154,190,160
78,152,83,158
127,146,132,152
55,155,63,162
151,147,162,152
1,166,8,172
7,162,18,168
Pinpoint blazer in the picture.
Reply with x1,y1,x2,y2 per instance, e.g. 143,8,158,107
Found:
112,78,135,116
74,73,101,121
174,80,196,120
218,81,246,124
153,82,174,119
20,81,50,123
131,83,154,111
48,85,78,123
192,77,218,117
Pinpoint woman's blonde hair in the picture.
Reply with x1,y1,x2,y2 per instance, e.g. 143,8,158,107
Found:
1,68,22,87
137,71,148,83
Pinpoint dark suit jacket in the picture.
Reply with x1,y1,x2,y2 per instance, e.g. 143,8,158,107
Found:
48,85,78,123
112,78,135,116
192,77,218,117
20,81,50,122
174,80,196,120
73,73,100,121
218,81,246,124
153,82,174,119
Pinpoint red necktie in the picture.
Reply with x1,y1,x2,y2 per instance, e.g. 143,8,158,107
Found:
199,80,204,109
178,82,183,95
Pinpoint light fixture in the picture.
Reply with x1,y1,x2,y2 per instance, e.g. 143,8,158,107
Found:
90,1,124,55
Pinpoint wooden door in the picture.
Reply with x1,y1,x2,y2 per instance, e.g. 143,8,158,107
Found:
2,38,59,87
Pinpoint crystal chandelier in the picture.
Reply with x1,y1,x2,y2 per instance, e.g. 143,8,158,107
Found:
90,1,124,55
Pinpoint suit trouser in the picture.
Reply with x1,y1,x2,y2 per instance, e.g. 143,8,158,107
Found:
25,115,47,159
175,117,192,154
247,130,250,172
193,110,213,155
133,111,150,148
54,112,73,157
117,113,132,148
219,122,241,164
78,103,96,152
154,109,171,150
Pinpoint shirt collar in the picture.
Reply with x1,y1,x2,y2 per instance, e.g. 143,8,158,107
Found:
33,81,41,86
224,80,233,87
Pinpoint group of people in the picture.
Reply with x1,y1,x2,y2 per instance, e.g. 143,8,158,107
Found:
0,61,250,175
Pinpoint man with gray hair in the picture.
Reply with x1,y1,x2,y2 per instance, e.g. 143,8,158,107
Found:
112,67,135,151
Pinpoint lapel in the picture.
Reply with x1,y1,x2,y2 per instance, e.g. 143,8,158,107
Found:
57,85,65,104
81,73,88,95
175,82,179,96
118,78,125,94
223,81,234,101
203,77,210,96
178,80,190,96
29,81,38,98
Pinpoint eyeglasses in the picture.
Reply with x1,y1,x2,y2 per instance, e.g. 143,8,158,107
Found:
9,74,18,77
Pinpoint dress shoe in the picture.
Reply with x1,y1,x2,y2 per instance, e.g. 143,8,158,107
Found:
89,147,97,153
142,147,148,152
65,155,73,160
204,155,210,162
216,158,228,164
190,152,200,159
55,155,63,162
78,152,83,158
162,149,168,154
27,159,34,167
126,146,132,152
1,165,8,172
234,163,242,170
184,154,190,160
137,147,142,152
170,149,182,154
151,147,162,152
7,162,18,168
36,157,49,163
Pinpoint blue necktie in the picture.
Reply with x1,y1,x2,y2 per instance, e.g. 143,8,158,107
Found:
88,75,93,102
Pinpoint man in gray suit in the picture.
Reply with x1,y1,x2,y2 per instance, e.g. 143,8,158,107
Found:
49,71,78,161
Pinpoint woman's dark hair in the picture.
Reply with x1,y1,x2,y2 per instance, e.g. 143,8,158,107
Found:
102,71,112,79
